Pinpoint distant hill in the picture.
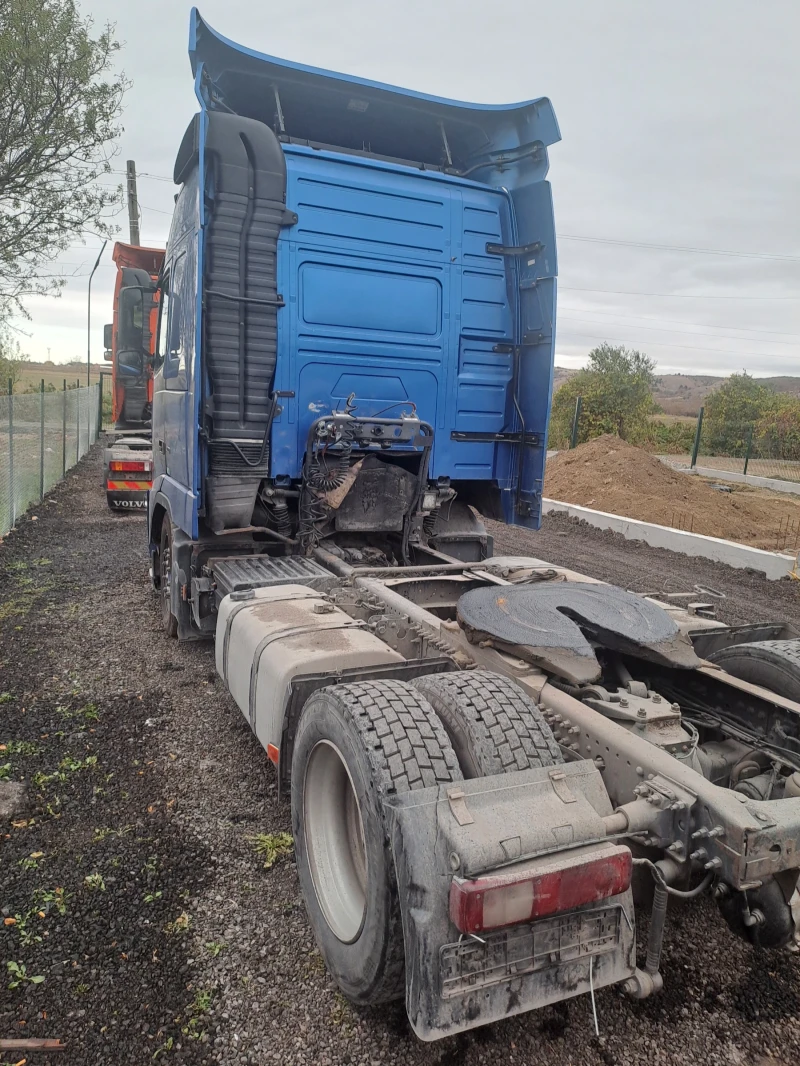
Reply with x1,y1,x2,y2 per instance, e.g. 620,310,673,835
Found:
553,368,800,417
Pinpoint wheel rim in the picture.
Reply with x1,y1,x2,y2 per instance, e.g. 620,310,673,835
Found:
303,740,368,943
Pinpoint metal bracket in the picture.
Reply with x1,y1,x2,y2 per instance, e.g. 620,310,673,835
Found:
548,769,578,804
272,83,286,134
450,430,542,446
447,787,475,826
486,240,543,257
280,209,298,227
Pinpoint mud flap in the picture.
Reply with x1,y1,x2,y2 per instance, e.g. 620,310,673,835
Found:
385,761,636,1039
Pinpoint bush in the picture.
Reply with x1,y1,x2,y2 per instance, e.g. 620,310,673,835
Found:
549,343,656,448
754,395,800,461
640,418,697,455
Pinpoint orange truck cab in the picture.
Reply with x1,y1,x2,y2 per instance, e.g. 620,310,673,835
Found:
102,242,164,511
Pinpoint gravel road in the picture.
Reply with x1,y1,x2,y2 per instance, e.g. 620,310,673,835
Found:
1,445,799,1066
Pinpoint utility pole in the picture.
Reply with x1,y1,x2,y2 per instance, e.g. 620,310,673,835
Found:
126,160,140,245
87,241,108,386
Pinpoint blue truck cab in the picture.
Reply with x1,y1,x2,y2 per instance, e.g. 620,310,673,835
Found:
148,8,560,638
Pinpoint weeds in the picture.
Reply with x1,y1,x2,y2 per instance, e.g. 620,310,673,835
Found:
5,912,42,946
190,988,213,1013
204,941,225,958
32,753,98,789
180,987,214,1041
4,739,41,756
330,991,352,1027
0,577,56,623
34,887,68,916
93,825,134,842
144,891,162,904
55,702,100,723
17,851,44,871
7,960,44,989
249,831,293,869
84,872,106,892
165,911,191,936
153,1036,174,1059
0,692,14,704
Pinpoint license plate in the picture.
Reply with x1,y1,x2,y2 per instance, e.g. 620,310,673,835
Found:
440,905,622,998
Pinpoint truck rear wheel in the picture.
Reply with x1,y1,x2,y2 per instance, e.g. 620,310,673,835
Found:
707,639,800,702
412,670,563,778
158,520,179,639
291,679,462,1005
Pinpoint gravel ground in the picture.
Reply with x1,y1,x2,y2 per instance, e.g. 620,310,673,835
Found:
491,512,800,630
0,446,799,1066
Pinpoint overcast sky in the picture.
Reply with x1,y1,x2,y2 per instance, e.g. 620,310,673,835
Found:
19,0,800,377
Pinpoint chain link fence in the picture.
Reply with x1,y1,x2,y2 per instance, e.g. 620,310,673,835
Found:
0,383,101,538
691,409,800,483
562,396,800,487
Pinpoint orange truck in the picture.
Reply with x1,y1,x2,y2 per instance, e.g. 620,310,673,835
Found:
102,242,164,511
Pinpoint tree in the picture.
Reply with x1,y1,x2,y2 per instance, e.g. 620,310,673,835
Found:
0,322,29,387
0,0,128,312
549,343,656,447
703,373,773,454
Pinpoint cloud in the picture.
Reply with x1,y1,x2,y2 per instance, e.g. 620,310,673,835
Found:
16,0,799,379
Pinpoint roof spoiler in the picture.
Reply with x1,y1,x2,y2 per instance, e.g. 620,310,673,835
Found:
188,8,560,177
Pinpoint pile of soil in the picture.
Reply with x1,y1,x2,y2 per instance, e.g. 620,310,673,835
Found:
545,435,800,550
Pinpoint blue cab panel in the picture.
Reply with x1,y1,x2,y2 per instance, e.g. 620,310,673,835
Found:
151,8,560,540
272,149,518,486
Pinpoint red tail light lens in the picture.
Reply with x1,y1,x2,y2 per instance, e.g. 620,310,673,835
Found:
110,460,151,472
449,845,632,935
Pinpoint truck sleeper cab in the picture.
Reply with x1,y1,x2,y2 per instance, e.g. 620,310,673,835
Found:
147,9,559,640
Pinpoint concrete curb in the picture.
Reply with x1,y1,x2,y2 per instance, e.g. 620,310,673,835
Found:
542,498,796,580
656,456,800,496
689,465,800,496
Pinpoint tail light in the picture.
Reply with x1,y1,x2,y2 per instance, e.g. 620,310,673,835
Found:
449,845,632,935
110,460,151,473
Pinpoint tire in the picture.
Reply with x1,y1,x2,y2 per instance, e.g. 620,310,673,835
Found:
291,679,462,1005
708,639,800,702
158,520,179,639
412,670,563,779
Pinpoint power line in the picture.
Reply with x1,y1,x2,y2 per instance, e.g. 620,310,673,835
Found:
559,316,797,347
560,285,797,301
556,327,790,358
560,234,800,263
109,168,173,183
140,202,174,216
560,306,800,341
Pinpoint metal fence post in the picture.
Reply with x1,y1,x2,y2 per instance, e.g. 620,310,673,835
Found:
7,378,14,528
570,395,583,450
76,381,80,463
39,378,45,500
61,379,67,479
97,380,102,439
690,406,704,468
743,425,754,476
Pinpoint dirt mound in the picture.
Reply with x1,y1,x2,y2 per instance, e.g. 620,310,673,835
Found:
545,435,800,551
